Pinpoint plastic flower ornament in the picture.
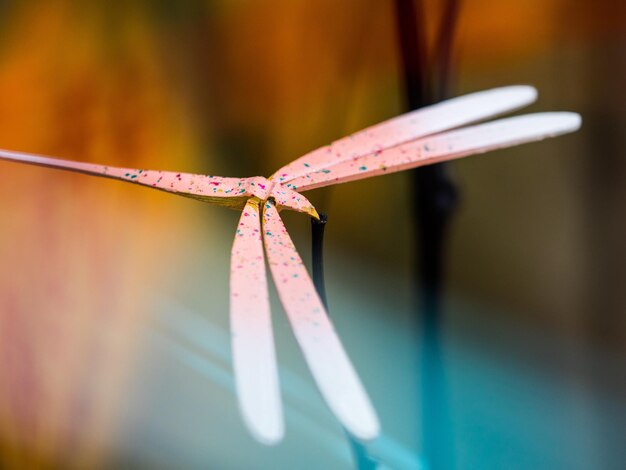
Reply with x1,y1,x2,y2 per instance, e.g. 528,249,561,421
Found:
0,86,580,444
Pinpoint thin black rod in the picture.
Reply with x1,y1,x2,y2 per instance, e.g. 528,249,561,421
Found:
311,213,329,309
310,213,377,470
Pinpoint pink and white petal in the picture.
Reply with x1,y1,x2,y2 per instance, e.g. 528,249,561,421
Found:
261,201,379,440
292,112,581,191
230,199,283,444
269,184,319,219
271,85,537,183
0,148,253,209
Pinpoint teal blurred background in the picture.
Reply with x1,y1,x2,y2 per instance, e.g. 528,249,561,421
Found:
0,0,624,468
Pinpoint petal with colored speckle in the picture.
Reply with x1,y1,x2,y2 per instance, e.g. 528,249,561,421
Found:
262,201,379,440
230,199,283,444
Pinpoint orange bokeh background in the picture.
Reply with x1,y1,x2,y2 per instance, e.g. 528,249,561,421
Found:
0,0,623,467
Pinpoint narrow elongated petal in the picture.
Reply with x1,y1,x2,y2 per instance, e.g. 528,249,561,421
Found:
230,199,283,444
0,148,255,210
271,85,537,183
290,112,582,192
262,201,379,440
268,183,319,219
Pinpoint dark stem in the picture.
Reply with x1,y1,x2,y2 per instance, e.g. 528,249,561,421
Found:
393,0,430,109
414,165,457,470
393,1,460,468
432,0,461,102
311,213,329,309
310,213,377,470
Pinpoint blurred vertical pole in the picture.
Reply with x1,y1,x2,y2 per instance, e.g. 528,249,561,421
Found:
311,215,378,470
393,1,460,468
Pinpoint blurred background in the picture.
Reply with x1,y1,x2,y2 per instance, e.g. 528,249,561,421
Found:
0,0,624,468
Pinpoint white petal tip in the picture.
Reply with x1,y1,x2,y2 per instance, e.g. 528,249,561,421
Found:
350,421,381,442
239,396,284,446
246,419,285,446
340,407,381,442
560,112,582,131
493,85,538,106
534,112,583,135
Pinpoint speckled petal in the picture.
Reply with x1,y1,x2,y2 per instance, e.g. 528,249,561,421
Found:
230,199,283,445
262,201,379,440
0,84,584,448
290,112,582,191
271,85,537,183
0,149,255,210
269,183,319,219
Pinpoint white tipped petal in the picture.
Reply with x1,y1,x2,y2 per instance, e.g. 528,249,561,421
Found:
230,200,284,444
262,201,380,440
